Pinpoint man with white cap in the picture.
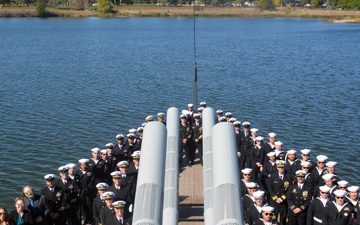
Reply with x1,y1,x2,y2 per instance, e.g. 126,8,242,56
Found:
89,148,107,183
241,168,253,197
310,155,328,191
215,110,223,123
245,190,268,225
260,132,277,165
238,121,251,170
295,149,315,172
56,166,80,225
254,206,279,225
157,112,166,125
40,174,66,225
179,113,194,168
287,170,311,225
192,113,203,165
285,149,299,177
323,161,340,184
123,133,138,159
105,200,130,225
307,185,331,225
313,173,337,199
261,152,277,197
323,189,355,225
268,160,292,225
113,134,127,163
93,182,109,225
99,191,116,225
243,182,259,210
346,186,359,211
75,158,96,225
199,101,206,109
273,141,286,161
250,136,264,183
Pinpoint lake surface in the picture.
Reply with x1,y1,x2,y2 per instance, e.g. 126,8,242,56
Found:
0,17,359,208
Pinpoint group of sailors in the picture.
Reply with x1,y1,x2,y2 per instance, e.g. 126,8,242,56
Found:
1,102,358,225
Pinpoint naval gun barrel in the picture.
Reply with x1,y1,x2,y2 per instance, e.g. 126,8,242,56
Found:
202,107,215,225
162,107,180,225
132,121,167,225
212,122,244,225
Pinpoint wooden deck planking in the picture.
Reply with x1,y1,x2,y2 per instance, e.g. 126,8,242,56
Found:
178,161,204,225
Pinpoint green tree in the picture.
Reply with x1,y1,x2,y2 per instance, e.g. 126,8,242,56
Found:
36,0,47,16
311,0,321,7
98,0,114,14
347,0,360,9
257,0,275,9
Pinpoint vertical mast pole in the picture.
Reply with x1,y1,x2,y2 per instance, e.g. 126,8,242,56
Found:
193,0,198,107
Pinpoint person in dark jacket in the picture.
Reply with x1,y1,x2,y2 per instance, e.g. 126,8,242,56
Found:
323,189,355,225
22,186,51,225
10,197,34,225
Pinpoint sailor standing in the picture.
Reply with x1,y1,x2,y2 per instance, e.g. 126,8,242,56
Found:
323,189,355,225
307,185,331,225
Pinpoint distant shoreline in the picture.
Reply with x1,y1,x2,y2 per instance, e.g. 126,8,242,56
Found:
1,5,360,23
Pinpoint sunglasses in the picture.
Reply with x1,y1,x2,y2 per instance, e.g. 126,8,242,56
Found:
16,204,24,207
302,167,309,169
248,188,256,190
102,153,107,155
320,191,329,195
25,190,33,195
340,187,347,189
302,154,309,156
244,174,250,176
336,197,344,199
255,198,262,200
264,213,272,216
318,161,325,164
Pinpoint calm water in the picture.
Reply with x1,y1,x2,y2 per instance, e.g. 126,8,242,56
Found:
0,17,359,208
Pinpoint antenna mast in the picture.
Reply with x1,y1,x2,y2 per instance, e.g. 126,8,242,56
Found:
192,0,198,107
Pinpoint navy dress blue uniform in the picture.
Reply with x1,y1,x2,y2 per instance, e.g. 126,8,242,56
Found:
251,144,263,183
192,120,202,165
76,169,96,225
323,201,355,225
104,215,130,225
179,118,194,167
268,171,292,225
287,182,311,225
92,196,105,225
99,207,115,225
55,178,80,225
239,131,251,169
306,197,330,225
40,186,66,225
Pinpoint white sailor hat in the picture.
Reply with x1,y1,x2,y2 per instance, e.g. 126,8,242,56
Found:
103,191,115,200
129,128,136,133
131,151,141,159
141,123,147,127
242,121,251,126
100,149,108,154
188,103,194,108
287,149,297,154
216,110,223,114
348,186,360,192
241,168,252,174
194,113,200,118
181,109,190,115
225,112,232,117
267,151,276,157
319,185,331,193
105,143,114,148
157,112,165,118
219,116,227,122
253,191,265,197
276,160,286,168
78,158,89,164
274,141,283,146
112,200,126,208
316,155,328,162
127,133,136,138
246,182,258,188
116,134,124,139
333,189,347,197
117,160,129,168
301,149,311,155
261,206,274,212
110,171,122,178
197,107,203,112
137,127,144,132
91,147,101,153
200,102,206,106
44,174,56,181
145,115,153,121
268,132,277,137
301,161,311,167
180,114,187,119
58,166,69,172
96,182,109,190
250,128,258,133
325,161,337,167
337,180,348,187
228,118,236,122
233,121,241,126
322,173,334,180
295,170,307,177
65,163,76,168
255,136,264,141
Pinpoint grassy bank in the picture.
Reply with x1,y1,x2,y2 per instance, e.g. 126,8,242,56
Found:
1,5,360,22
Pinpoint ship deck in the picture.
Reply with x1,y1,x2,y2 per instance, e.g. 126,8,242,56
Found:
178,160,204,225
